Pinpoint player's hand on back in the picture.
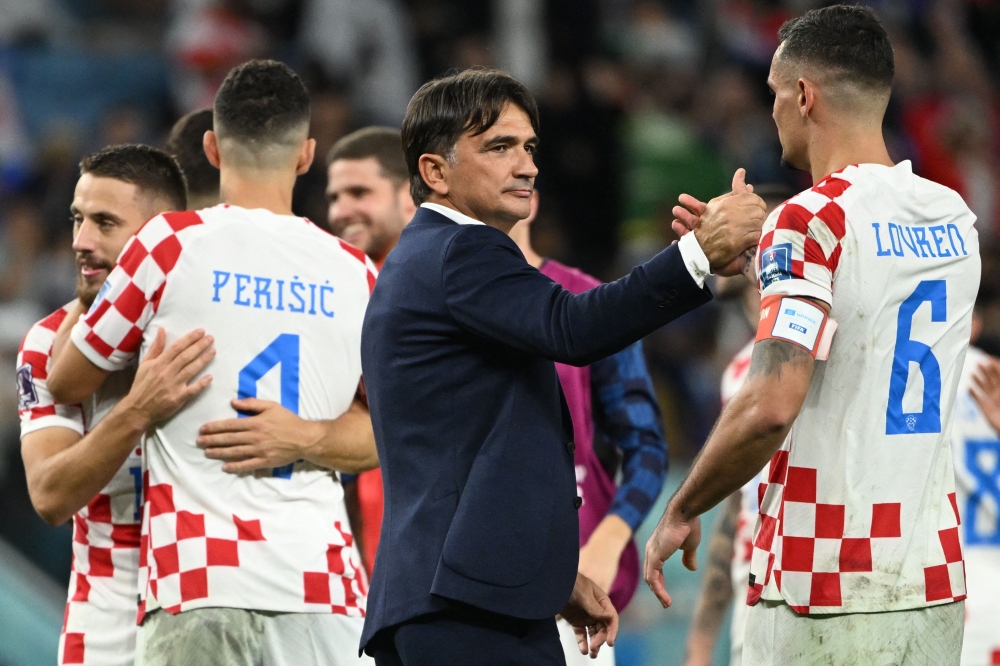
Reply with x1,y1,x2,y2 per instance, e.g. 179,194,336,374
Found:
672,169,766,277
122,328,215,425
972,356,1000,432
643,510,701,608
559,572,619,659
197,398,322,474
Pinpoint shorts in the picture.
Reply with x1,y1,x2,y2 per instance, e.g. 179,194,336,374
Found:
556,618,615,666
136,607,373,666
744,600,964,666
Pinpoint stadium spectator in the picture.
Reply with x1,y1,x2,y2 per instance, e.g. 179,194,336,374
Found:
165,108,220,209
509,191,668,666
47,60,377,665
18,144,213,666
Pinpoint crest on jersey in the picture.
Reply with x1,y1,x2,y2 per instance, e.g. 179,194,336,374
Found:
16,364,38,410
759,243,793,289
87,280,111,315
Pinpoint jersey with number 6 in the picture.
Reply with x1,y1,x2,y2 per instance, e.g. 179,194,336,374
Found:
70,205,376,619
748,161,980,614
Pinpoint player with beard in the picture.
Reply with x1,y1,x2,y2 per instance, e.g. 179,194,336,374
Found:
17,144,215,666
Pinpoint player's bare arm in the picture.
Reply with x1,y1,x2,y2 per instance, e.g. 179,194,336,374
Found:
22,328,214,525
559,572,620,659
196,393,378,474
47,333,114,405
643,315,823,608
971,355,1000,432
50,299,87,363
577,514,632,595
683,492,740,666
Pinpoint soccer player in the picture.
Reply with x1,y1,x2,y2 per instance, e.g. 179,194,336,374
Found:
509,193,668,666
48,60,378,665
951,301,1000,666
17,144,213,666
165,108,221,209
644,6,980,664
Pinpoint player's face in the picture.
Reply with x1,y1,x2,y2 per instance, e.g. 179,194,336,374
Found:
71,174,150,307
327,157,411,264
768,49,808,171
448,104,538,225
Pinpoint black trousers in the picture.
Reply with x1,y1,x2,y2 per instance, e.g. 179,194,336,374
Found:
369,604,565,666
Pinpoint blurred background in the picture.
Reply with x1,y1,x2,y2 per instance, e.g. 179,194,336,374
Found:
0,0,998,663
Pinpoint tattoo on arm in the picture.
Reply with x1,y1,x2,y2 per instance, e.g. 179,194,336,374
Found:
747,338,813,380
690,493,741,634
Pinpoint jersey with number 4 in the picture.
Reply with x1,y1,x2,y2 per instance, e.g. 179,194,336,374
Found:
70,205,376,619
18,304,141,665
748,161,980,614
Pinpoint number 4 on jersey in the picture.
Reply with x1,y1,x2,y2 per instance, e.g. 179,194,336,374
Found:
237,333,300,478
886,280,945,435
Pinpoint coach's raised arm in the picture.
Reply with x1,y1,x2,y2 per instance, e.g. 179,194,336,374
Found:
358,67,765,666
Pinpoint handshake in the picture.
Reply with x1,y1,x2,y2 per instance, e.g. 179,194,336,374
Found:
672,168,768,278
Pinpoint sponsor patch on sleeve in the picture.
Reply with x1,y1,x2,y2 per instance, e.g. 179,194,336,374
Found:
758,243,793,290
756,295,832,357
16,364,37,410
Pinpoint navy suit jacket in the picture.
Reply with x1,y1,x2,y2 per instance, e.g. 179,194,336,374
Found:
359,207,711,651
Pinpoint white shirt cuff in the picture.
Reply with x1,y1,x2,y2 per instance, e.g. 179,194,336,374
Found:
677,232,711,288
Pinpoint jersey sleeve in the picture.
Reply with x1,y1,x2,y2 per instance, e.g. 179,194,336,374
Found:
17,324,85,437
71,213,194,371
756,183,848,307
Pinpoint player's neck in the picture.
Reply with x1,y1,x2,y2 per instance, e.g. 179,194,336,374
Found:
806,129,893,184
219,170,297,217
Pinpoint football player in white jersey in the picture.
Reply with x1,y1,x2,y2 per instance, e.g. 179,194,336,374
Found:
644,6,980,665
18,144,216,666
47,60,378,666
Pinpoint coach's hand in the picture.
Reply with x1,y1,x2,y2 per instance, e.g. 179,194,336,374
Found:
122,328,215,425
644,508,701,608
197,399,324,473
560,572,619,659
672,169,766,277
972,356,1000,432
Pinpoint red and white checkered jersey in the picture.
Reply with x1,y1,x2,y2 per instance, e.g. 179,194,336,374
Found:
951,346,1000,666
69,205,377,619
748,161,980,614
17,304,142,666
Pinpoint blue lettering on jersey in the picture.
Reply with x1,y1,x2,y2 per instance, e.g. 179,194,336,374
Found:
759,243,793,290
965,439,1000,545
872,223,968,258
211,271,335,318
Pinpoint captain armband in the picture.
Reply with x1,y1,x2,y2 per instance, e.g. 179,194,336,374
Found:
755,295,838,361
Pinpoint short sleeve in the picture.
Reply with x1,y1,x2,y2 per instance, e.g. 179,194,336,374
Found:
70,213,191,371
756,179,849,307
17,321,85,437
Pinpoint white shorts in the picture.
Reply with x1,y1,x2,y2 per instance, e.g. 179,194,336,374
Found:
744,600,964,666
136,607,373,666
556,618,615,666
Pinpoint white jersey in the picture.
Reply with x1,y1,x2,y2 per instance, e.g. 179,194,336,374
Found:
952,346,1000,666
70,205,376,620
748,161,980,614
17,304,141,666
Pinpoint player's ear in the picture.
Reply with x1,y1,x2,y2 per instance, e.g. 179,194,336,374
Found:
295,138,316,176
418,154,450,198
204,131,221,169
798,78,816,120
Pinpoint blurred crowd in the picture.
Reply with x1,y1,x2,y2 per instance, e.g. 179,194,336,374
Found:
1,0,999,588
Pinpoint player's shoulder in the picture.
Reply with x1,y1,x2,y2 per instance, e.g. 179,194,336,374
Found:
18,302,73,357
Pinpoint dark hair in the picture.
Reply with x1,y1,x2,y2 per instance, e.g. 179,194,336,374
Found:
327,127,408,183
165,108,219,199
401,67,540,204
80,144,187,211
777,5,893,90
214,59,310,143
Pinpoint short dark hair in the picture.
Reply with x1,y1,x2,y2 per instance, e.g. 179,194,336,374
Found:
214,59,310,143
80,144,187,212
777,5,893,90
166,108,219,199
401,67,540,204
327,127,408,183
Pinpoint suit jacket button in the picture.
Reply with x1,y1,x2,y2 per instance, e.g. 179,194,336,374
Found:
567,441,576,453
657,300,667,308
574,496,583,509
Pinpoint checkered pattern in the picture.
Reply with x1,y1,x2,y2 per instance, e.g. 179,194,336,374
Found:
748,162,978,615
19,306,143,664
336,238,379,295
72,211,204,371
302,521,367,616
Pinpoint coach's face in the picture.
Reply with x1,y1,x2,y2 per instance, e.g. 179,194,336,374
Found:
71,174,151,307
768,46,809,171
441,104,539,228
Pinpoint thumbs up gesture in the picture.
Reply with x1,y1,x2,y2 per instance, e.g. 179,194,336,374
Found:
672,169,766,277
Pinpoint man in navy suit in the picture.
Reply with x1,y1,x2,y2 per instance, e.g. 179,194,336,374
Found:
360,67,766,666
